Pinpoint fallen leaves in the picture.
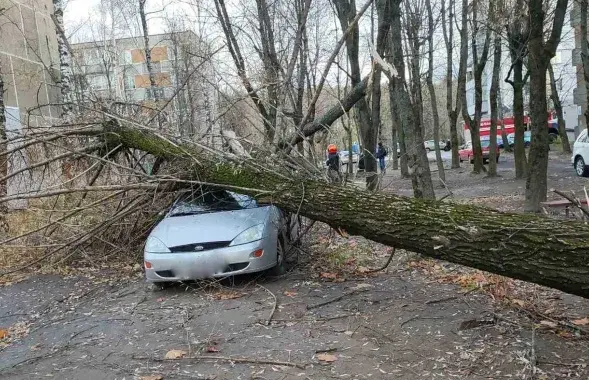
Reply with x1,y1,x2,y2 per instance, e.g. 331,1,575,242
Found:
205,346,219,353
316,353,337,362
0,328,8,339
164,349,187,359
213,290,243,300
572,317,589,326
139,376,163,380
283,290,298,297
539,320,558,329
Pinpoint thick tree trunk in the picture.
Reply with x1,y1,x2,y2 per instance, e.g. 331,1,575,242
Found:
99,121,589,299
426,0,445,183
548,63,572,154
388,81,404,173
499,86,512,152
390,0,434,198
0,65,7,216
488,34,501,177
525,0,568,212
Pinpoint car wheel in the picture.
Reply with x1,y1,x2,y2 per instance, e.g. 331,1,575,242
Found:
549,133,558,143
267,237,286,276
469,156,473,164
426,148,431,152
575,156,589,177
147,282,173,292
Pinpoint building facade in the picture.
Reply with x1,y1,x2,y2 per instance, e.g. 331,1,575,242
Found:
0,0,60,125
71,31,219,146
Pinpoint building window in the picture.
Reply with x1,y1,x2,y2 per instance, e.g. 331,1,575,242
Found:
84,49,101,65
121,50,132,65
87,74,109,90
124,74,136,89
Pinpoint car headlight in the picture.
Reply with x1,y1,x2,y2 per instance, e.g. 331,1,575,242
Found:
145,236,170,253
230,224,265,246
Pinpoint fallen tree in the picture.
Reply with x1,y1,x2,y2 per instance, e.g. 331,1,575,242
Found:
89,121,589,298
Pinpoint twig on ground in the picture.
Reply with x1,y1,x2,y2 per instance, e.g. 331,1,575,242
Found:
425,296,458,305
133,355,306,369
315,347,338,353
306,288,370,310
365,248,396,273
258,284,277,325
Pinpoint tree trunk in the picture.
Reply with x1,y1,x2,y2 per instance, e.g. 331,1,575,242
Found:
390,0,434,198
498,86,511,152
548,63,572,154
97,120,589,299
139,0,158,101
581,0,589,130
456,0,469,169
488,34,501,177
0,63,7,218
525,0,568,212
332,0,377,190
426,0,445,182
53,0,74,118
512,60,528,178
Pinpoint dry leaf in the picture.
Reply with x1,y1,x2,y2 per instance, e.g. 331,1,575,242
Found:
139,376,163,380
156,297,165,302
214,291,242,300
164,349,187,359
0,329,8,339
539,320,558,328
511,299,526,307
572,317,589,326
283,291,297,297
317,353,337,362
320,272,338,280
206,346,219,353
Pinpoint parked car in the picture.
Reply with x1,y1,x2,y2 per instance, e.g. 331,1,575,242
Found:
424,140,447,152
339,150,359,165
507,131,532,147
572,129,589,177
144,187,295,283
481,135,504,149
459,140,500,164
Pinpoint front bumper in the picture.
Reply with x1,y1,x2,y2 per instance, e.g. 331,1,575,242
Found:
144,239,277,282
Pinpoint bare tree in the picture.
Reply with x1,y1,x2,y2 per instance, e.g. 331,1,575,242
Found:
548,63,572,153
139,0,159,102
0,61,7,226
332,0,378,189
525,0,568,212
505,0,529,179
390,0,435,198
460,0,491,174
53,0,75,117
426,0,445,182
441,0,462,168
488,31,501,177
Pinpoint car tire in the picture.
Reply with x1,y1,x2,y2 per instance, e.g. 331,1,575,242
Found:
469,156,473,164
147,282,173,292
575,156,589,177
267,237,286,277
549,133,558,143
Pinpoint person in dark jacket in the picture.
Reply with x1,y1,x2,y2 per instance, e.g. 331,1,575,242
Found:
326,144,341,183
375,142,388,174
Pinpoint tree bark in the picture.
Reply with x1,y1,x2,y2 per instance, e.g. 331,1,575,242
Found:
0,61,7,217
426,0,445,183
525,0,568,212
488,34,501,177
390,0,434,198
441,0,462,169
96,120,589,299
548,63,572,154
580,0,589,130
53,0,74,118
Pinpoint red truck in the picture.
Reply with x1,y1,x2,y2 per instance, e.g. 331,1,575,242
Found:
459,140,500,164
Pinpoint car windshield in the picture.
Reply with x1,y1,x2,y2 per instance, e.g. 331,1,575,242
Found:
169,188,258,217
481,140,490,148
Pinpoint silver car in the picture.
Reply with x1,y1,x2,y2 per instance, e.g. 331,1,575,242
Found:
144,188,290,282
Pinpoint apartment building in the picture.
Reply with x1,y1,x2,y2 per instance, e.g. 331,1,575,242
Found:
71,31,219,146
0,0,60,125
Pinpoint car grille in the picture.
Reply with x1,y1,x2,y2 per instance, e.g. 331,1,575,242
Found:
169,241,231,253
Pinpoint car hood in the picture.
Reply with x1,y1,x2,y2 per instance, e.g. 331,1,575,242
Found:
151,207,271,247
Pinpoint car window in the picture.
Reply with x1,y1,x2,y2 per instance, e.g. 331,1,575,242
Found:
577,130,588,143
169,188,258,217
481,140,490,148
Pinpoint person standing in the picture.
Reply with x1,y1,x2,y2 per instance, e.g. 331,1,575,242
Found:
376,142,388,174
326,144,341,183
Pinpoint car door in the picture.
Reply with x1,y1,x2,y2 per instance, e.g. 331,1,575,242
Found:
574,129,589,164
